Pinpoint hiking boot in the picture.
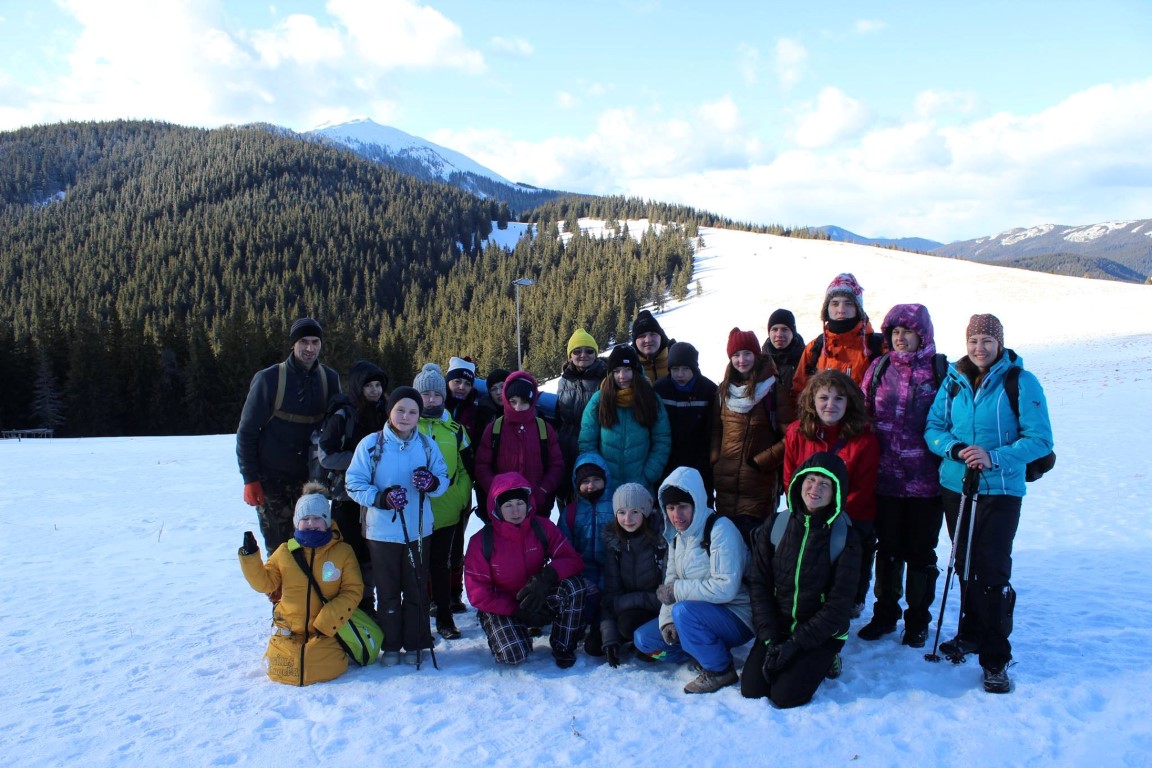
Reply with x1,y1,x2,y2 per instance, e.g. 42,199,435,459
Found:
553,649,577,669
449,595,468,614
857,617,898,641
380,651,401,667
826,653,843,680
939,635,980,658
982,664,1011,694
683,665,739,694
851,602,865,619
901,626,929,648
436,617,461,640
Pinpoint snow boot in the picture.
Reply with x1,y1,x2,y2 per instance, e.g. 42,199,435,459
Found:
583,623,605,657
939,635,980,658
826,653,843,680
436,609,461,640
684,665,739,694
982,663,1011,694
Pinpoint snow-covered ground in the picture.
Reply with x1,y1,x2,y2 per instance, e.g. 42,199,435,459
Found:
3,227,1152,767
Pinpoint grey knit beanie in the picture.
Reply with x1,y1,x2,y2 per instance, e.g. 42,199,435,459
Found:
613,483,655,517
412,362,447,398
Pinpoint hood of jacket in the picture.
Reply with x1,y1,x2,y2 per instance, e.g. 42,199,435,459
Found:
786,451,849,526
487,470,535,522
658,465,711,543
501,370,540,423
348,360,388,402
570,450,611,490
880,304,937,364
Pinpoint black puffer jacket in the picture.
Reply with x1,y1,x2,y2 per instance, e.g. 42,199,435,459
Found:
599,512,667,646
555,357,608,467
654,372,718,498
746,452,861,650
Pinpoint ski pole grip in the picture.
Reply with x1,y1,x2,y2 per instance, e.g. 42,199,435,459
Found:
962,466,981,496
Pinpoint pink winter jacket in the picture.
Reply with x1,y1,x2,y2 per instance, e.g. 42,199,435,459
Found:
463,471,583,616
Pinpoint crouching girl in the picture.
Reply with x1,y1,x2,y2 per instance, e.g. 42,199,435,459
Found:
741,453,861,708
238,483,364,685
464,471,590,668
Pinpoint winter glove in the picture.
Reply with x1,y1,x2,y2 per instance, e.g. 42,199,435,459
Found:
514,605,555,628
656,583,677,606
375,486,408,511
949,443,969,461
243,481,266,506
763,639,799,675
661,623,679,646
516,566,560,614
412,466,439,493
239,531,259,556
604,642,621,668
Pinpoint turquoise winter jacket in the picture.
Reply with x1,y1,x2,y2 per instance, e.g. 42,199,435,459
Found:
924,350,1054,497
577,391,671,493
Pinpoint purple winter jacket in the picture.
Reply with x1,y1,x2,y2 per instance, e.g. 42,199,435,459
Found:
862,304,943,498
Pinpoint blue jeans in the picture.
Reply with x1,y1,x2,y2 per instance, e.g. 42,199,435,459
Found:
633,601,753,672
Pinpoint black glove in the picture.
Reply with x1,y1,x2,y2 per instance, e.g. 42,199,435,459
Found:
514,605,554,628
763,639,799,675
949,443,969,461
604,642,621,668
515,566,559,614
412,466,439,492
240,531,259,556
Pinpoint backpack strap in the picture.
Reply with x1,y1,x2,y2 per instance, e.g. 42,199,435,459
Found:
481,517,551,562
271,361,329,425
768,508,848,562
769,508,790,550
932,353,949,388
865,353,891,416
804,335,825,376
700,512,718,555
530,517,551,563
865,332,884,362
1004,366,1022,419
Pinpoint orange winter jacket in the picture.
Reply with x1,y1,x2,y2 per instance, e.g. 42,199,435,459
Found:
791,319,884,396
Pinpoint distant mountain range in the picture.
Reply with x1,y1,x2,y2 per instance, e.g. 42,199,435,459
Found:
931,220,1152,281
815,225,942,253
306,118,568,214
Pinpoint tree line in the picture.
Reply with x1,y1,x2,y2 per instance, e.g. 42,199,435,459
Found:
0,120,802,437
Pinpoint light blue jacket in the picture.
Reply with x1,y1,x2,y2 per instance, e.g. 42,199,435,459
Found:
345,425,449,543
925,350,1054,497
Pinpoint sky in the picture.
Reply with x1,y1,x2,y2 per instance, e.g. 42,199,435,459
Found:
4,228,1152,766
2,1,1151,242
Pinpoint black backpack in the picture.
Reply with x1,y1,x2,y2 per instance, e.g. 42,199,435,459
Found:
865,352,949,415
944,361,1055,482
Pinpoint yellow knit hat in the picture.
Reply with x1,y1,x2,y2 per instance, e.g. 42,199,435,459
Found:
566,328,598,356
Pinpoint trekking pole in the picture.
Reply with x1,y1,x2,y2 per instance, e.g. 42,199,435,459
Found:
396,490,438,670
925,482,969,662
950,467,981,664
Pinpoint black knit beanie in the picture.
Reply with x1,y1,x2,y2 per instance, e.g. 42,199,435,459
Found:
660,485,694,509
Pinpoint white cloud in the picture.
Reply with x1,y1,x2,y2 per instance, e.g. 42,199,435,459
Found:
490,36,533,56
774,38,807,90
791,87,871,148
914,89,979,120
737,43,760,86
698,95,740,133
2,0,484,130
555,91,576,110
855,19,886,34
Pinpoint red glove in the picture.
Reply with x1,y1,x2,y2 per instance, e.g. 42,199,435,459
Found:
243,481,266,506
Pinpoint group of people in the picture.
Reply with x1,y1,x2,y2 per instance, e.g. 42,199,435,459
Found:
236,271,1054,705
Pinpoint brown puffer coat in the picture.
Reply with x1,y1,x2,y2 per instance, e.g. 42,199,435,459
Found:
239,526,364,686
711,372,784,522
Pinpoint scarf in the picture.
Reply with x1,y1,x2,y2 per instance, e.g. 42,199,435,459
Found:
293,529,333,549
725,376,775,414
614,387,635,410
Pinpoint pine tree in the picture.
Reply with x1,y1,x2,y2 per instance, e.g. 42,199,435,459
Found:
31,349,65,431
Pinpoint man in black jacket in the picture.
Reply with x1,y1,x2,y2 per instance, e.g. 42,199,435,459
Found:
236,317,341,551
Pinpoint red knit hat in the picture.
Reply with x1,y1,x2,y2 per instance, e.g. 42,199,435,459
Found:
727,327,761,358
822,272,865,321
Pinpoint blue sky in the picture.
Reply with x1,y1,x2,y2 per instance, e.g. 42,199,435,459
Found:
1,0,1150,242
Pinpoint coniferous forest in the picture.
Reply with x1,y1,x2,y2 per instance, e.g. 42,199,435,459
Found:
0,120,821,437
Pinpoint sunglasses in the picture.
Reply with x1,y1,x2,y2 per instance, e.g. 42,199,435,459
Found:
571,348,596,356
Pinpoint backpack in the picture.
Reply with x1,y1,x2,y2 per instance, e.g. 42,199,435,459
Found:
308,401,355,497
767,506,850,563
944,361,1056,482
804,331,884,377
491,415,550,467
287,540,384,666
269,360,332,425
864,352,948,416
672,511,758,553
480,516,550,562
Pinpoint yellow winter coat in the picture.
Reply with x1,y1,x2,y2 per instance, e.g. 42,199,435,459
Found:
239,526,364,686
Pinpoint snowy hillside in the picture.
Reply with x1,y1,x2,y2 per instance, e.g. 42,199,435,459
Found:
4,227,1152,767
